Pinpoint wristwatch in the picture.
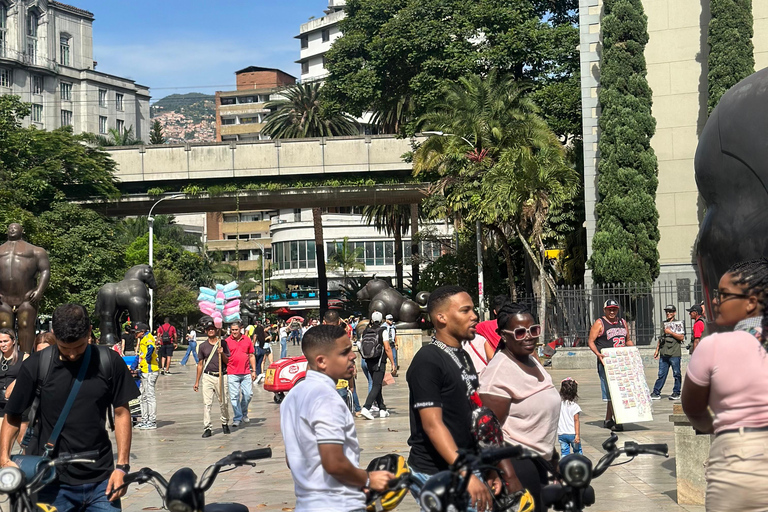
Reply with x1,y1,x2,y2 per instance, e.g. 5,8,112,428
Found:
115,464,130,473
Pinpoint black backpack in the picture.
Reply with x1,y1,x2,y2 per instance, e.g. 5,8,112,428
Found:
360,326,384,359
161,326,171,345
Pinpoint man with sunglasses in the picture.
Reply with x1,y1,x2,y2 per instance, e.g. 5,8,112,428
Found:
587,299,633,431
650,305,684,401
687,304,705,354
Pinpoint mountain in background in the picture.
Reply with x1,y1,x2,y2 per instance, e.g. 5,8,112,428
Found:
151,92,217,143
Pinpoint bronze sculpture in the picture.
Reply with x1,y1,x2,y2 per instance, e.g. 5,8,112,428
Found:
96,265,156,345
0,223,50,353
356,278,429,328
695,67,768,319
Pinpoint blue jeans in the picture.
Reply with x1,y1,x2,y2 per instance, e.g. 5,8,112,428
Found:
597,360,610,400
351,387,361,412
653,355,681,396
180,340,198,366
290,330,300,344
255,347,266,375
280,337,288,359
361,358,373,393
559,434,583,456
390,343,398,368
38,478,121,512
228,373,253,423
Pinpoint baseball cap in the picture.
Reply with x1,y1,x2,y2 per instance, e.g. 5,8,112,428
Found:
603,299,620,309
385,314,394,320
134,322,149,332
664,304,676,312
371,311,383,323
687,304,703,314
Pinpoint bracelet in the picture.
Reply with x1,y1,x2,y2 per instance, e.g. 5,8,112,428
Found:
363,471,370,489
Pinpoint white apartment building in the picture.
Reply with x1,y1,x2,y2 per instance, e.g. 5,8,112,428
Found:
0,1,150,140
296,0,345,83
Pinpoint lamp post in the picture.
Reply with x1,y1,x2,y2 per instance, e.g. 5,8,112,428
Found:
148,193,184,331
254,242,266,323
422,131,486,320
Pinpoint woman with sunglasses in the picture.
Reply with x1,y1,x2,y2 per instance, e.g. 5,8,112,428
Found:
479,302,560,512
682,258,768,512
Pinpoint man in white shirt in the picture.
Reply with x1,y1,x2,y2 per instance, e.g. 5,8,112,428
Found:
280,324,393,512
384,314,398,371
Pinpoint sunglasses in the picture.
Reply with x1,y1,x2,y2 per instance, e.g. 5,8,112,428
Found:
501,324,542,341
712,289,751,304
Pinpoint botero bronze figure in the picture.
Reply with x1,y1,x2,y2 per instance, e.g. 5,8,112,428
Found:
695,67,768,317
0,223,50,353
357,278,429,328
96,264,156,345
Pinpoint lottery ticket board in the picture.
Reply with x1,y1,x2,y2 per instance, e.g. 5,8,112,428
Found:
602,346,653,424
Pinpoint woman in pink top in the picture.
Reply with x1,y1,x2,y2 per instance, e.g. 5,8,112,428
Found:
682,259,768,511
479,302,560,512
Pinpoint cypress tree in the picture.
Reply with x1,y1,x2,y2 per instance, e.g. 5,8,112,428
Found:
707,0,754,114
589,0,659,284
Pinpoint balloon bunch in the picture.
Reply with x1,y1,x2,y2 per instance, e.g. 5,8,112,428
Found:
197,281,242,329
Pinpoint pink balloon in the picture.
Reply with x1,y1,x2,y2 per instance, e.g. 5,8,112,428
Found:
216,291,226,300
199,300,216,309
214,317,223,329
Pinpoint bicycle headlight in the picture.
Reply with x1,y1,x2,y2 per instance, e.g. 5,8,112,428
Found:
0,466,24,493
559,454,593,489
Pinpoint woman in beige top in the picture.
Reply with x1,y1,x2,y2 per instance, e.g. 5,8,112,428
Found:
480,302,560,512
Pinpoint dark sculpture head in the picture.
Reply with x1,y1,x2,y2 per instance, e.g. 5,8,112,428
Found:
6,223,22,241
357,279,391,300
695,67,768,318
126,264,157,290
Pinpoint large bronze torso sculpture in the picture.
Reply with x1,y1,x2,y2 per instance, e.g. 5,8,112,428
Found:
0,223,50,353
96,265,156,345
356,278,429,328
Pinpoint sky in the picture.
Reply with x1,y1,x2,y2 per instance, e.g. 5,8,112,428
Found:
73,0,325,102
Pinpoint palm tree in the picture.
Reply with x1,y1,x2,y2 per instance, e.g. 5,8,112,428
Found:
362,204,421,291
327,237,365,287
81,126,143,147
262,82,359,139
312,208,329,313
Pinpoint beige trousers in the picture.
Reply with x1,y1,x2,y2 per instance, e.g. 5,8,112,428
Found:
706,428,768,511
202,373,230,429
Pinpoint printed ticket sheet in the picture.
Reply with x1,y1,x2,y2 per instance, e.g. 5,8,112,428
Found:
602,346,653,424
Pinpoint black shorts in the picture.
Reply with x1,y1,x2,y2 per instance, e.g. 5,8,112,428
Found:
160,344,174,358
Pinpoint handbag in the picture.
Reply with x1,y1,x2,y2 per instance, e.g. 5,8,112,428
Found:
382,372,395,386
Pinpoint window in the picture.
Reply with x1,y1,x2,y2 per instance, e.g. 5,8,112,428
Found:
60,109,72,126
32,104,42,123
220,97,236,105
322,29,330,42
98,89,107,107
0,4,7,57
239,116,257,124
237,96,254,104
258,95,270,102
32,75,43,94
301,61,309,75
115,93,124,111
60,35,71,66
322,56,327,69
116,119,124,132
60,82,72,101
26,11,38,64
300,36,308,49
293,209,302,222
273,241,316,271
99,116,107,134
0,68,11,88
221,117,235,125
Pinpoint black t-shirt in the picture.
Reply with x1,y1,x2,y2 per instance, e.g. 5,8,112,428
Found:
198,339,231,373
406,343,479,474
5,346,140,485
121,332,135,352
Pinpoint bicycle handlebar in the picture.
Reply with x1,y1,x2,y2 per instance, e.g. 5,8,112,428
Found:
217,448,272,466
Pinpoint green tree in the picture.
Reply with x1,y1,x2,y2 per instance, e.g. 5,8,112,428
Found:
588,0,660,284
707,0,754,114
149,120,166,144
262,82,359,139
152,267,199,320
327,237,365,287
82,126,143,147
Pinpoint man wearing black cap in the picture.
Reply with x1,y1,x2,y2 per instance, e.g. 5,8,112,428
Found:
587,299,632,430
687,305,706,354
650,305,684,400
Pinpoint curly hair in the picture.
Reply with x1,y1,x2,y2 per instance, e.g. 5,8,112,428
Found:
560,379,579,402
52,303,90,344
727,258,768,345
494,302,535,353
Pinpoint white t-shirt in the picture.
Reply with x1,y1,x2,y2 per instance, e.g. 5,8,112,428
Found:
280,370,366,512
187,330,196,343
279,326,288,338
558,400,582,435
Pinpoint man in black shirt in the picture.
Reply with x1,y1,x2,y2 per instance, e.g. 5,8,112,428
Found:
406,286,495,511
0,303,140,512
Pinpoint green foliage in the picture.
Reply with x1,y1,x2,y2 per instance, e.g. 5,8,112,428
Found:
81,126,143,147
149,120,165,144
707,0,754,114
327,237,366,284
262,82,359,139
589,0,659,284
324,0,579,138
152,267,199,319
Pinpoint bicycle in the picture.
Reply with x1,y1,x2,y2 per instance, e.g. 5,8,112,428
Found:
109,447,272,512
0,450,100,512
541,434,668,511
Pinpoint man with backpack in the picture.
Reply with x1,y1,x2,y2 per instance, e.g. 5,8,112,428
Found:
157,317,177,375
359,311,395,420
0,303,140,511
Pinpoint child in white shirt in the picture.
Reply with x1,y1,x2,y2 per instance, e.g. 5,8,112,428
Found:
557,377,583,455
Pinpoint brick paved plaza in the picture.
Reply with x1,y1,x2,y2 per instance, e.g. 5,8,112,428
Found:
118,344,705,512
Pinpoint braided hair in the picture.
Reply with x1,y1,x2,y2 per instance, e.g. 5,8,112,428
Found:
494,302,534,353
727,258,768,345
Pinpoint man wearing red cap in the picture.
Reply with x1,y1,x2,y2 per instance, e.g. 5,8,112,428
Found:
587,299,633,431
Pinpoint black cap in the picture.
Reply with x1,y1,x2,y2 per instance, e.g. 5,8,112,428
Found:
603,299,619,309
135,322,149,332
687,304,703,314
664,304,676,312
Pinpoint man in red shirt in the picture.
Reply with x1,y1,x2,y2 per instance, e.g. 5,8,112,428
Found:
687,305,706,354
157,317,177,375
226,321,256,427
475,295,509,361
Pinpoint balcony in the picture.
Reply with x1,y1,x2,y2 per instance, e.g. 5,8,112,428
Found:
218,103,269,116
219,123,266,136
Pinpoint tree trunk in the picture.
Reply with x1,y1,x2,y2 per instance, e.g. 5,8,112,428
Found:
394,216,404,292
312,208,328,314
410,203,419,291
489,224,517,301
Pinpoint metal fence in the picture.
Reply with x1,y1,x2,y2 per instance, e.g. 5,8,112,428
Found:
516,279,704,347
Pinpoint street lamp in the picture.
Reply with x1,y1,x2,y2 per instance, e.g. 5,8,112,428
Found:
148,193,184,330
422,130,486,320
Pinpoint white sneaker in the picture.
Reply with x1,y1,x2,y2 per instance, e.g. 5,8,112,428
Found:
360,408,375,420
242,417,250,424
370,405,380,414
379,410,390,418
